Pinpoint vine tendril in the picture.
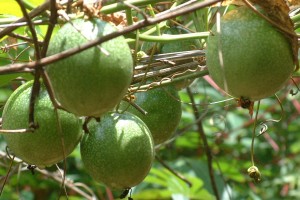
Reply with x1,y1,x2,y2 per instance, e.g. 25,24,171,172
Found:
290,77,300,96
257,94,283,137
248,100,262,182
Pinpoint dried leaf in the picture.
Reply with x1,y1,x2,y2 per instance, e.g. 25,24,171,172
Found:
288,0,300,6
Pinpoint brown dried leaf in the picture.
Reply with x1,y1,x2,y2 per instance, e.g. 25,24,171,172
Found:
288,0,300,6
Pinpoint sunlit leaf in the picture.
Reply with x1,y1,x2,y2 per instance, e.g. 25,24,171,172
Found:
0,0,23,17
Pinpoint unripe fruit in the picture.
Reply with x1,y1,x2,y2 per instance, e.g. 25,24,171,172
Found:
206,6,295,101
80,112,154,189
46,18,133,117
2,81,82,168
120,85,182,145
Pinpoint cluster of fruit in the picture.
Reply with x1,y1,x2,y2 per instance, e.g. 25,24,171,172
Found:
1,18,185,191
1,4,296,194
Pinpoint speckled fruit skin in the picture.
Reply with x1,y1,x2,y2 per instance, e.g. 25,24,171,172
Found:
2,81,82,168
206,6,295,101
120,85,182,145
80,112,154,189
46,18,133,117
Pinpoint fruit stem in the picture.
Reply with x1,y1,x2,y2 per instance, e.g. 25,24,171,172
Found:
125,8,134,26
251,100,261,166
121,98,148,116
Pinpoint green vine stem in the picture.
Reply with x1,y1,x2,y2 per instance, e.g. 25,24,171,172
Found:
128,31,210,42
248,100,262,183
100,0,167,14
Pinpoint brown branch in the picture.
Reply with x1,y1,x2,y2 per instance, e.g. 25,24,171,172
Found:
41,0,58,57
16,0,43,129
16,0,41,59
0,0,221,74
186,87,220,200
0,150,96,199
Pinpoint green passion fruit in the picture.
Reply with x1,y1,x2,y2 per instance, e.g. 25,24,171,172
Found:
206,6,295,101
2,81,82,168
119,84,182,145
46,18,133,117
80,112,154,189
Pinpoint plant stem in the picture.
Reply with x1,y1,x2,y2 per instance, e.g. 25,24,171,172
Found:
251,101,261,166
128,31,210,42
186,87,220,200
100,0,167,14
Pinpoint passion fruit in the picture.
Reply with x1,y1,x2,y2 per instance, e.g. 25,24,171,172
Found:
46,18,133,117
80,112,154,189
206,6,295,101
2,81,82,168
119,84,182,145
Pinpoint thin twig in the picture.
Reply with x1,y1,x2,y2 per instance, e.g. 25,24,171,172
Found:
0,150,96,200
16,0,42,128
16,0,41,59
54,108,68,199
7,33,43,45
36,168,96,200
186,87,220,200
41,0,58,57
40,0,65,111
155,155,192,187
0,155,15,196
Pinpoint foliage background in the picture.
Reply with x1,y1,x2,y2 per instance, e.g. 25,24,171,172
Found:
1,0,300,199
